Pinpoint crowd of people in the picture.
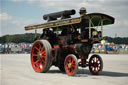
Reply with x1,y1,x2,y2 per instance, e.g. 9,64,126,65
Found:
0,42,128,54
92,41,128,54
0,43,32,54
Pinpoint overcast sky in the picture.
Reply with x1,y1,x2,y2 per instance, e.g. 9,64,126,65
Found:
0,0,128,37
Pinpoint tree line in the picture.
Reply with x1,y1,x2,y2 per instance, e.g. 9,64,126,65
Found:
0,33,40,43
103,36,128,44
0,33,128,44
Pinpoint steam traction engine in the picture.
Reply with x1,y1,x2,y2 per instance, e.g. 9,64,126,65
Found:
25,8,115,76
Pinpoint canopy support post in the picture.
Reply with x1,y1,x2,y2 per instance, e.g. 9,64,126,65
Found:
89,18,91,39
56,27,59,36
35,28,37,38
101,20,103,39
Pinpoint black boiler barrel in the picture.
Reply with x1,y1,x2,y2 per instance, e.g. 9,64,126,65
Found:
43,9,76,20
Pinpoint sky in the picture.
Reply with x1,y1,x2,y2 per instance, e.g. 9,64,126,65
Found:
0,0,128,37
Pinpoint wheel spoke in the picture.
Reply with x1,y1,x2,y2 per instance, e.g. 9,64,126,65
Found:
41,51,46,56
67,57,71,62
38,43,41,47
71,61,75,68
40,46,45,52
96,57,99,63
97,57,99,61
91,59,95,63
34,46,39,51
34,60,40,64
39,45,44,52
97,60,100,64
71,67,74,72
34,60,40,67
93,67,95,71
94,57,97,62
96,67,98,71
97,67,100,71
32,54,38,57
92,58,95,62
42,58,45,64
42,54,46,58
98,63,101,66
92,67,94,71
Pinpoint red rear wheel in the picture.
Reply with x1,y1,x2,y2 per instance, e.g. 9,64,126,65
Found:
31,40,52,73
64,54,78,76
89,54,103,75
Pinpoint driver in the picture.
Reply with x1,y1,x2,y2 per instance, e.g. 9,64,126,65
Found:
79,7,88,39
79,7,87,17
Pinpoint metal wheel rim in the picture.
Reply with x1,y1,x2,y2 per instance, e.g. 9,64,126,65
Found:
31,40,46,72
65,54,78,76
89,55,103,75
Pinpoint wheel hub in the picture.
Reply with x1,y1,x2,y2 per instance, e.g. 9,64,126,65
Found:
37,52,42,60
94,63,98,67
68,63,72,68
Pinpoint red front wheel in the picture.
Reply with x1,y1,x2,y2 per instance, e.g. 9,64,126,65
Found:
31,40,52,73
64,54,78,76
